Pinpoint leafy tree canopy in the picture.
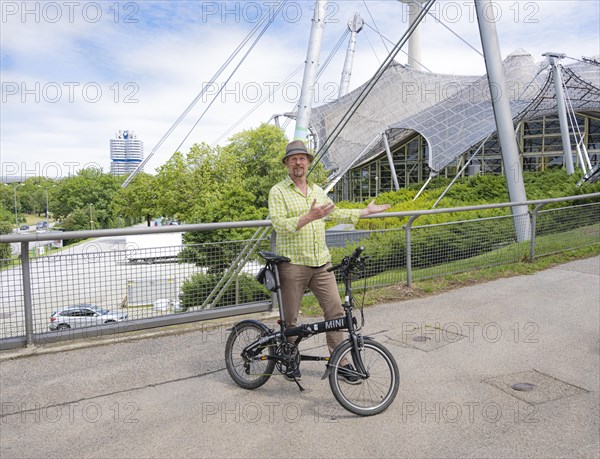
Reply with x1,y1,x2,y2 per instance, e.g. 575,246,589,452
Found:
112,172,158,223
52,168,120,230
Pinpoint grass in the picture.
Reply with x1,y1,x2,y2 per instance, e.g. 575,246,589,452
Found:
0,236,97,271
299,241,600,317
24,214,53,226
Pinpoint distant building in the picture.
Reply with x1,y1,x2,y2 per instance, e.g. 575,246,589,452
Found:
110,130,143,176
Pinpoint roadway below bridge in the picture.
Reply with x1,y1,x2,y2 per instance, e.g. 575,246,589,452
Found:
0,256,598,458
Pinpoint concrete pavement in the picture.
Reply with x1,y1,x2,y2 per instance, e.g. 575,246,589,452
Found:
0,256,598,458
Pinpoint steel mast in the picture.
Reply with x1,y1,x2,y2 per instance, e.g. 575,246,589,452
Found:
293,0,328,145
543,52,575,175
338,13,364,98
475,0,530,242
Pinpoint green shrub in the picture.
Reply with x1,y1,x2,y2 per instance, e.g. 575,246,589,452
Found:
180,272,269,309
0,220,12,266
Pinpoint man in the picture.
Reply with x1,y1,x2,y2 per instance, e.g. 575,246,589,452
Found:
268,140,391,383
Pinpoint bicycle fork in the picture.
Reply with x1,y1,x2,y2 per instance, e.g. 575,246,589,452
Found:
321,305,369,380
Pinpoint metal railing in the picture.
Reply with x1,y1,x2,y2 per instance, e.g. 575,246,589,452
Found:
1,193,598,350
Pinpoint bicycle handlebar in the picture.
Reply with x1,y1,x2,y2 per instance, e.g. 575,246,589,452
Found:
351,245,364,259
327,246,365,273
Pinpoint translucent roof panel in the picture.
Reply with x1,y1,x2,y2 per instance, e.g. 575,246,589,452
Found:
309,50,600,181
309,61,478,174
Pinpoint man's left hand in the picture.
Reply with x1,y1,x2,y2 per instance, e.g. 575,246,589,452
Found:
361,200,391,217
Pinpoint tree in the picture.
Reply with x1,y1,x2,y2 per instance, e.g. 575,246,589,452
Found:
0,206,13,264
0,185,14,212
220,123,289,208
138,124,332,271
53,168,120,230
112,173,158,225
17,177,57,216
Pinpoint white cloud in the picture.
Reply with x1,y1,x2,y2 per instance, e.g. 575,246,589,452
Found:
1,0,599,179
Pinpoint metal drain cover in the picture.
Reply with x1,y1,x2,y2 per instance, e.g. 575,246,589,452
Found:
485,370,588,404
413,336,430,342
512,383,535,392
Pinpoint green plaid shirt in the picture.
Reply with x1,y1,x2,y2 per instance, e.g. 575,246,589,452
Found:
268,176,360,266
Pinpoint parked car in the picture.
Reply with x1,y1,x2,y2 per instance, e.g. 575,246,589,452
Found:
49,305,128,331
19,225,29,231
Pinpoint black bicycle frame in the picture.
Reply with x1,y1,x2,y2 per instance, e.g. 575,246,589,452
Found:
242,257,369,377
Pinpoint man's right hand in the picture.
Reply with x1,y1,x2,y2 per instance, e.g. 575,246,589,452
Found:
308,199,335,220
296,199,335,230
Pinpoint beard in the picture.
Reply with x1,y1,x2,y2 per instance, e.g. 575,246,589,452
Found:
291,166,306,178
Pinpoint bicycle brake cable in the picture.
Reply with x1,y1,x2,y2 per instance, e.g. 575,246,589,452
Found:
354,260,366,329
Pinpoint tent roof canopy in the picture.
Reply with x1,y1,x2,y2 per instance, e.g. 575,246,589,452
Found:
309,50,600,179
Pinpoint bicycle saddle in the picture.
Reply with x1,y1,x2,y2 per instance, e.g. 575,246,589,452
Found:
258,251,291,264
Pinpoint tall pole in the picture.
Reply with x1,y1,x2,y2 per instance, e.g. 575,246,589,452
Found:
294,0,327,142
402,0,426,71
45,188,50,227
475,0,530,242
339,13,364,98
13,185,18,230
543,52,575,175
382,132,400,191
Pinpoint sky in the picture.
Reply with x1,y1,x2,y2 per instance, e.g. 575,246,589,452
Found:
1,0,599,180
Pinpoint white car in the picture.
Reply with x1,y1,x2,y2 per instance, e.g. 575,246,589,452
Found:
49,305,128,331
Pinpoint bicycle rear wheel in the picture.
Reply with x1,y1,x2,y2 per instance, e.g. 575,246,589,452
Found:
328,338,399,416
225,322,276,389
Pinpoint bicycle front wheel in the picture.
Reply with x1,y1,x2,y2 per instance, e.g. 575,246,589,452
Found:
225,322,276,389
329,338,399,416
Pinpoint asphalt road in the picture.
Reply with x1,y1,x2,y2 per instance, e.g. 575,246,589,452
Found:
0,256,598,458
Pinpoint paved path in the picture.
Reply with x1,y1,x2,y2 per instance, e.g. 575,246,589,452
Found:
1,256,598,458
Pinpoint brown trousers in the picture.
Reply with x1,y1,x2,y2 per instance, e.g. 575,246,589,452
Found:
277,262,346,354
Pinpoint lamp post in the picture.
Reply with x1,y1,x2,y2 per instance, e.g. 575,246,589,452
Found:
9,183,25,231
42,186,54,227
13,185,18,230
45,188,49,227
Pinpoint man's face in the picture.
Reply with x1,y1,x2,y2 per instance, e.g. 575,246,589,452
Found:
285,154,310,178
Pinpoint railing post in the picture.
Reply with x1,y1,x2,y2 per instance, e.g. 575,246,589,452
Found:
529,203,546,262
270,230,278,311
405,216,419,287
20,242,35,347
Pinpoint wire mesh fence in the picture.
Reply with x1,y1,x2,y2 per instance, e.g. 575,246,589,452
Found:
409,213,526,282
533,202,600,258
0,196,598,348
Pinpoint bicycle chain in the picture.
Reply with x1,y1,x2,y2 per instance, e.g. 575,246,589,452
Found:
275,341,300,375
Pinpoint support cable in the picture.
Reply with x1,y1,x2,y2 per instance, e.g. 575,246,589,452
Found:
560,65,592,171
363,22,433,73
430,62,552,207
174,0,288,153
402,0,483,58
309,0,437,174
121,1,286,187
362,0,389,54
210,26,349,147
361,25,382,65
